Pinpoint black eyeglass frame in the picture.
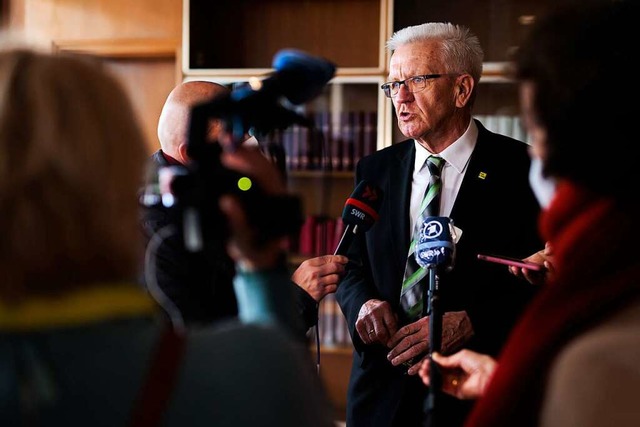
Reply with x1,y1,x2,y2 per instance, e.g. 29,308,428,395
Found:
380,73,460,98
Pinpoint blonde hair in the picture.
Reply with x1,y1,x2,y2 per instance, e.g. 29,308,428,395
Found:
0,47,148,302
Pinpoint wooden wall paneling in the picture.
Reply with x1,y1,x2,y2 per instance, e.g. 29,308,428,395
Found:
19,0,181,42
107,58,178,153
52,38,181,153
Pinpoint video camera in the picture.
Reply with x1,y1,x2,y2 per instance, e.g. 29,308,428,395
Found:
145,49,337,256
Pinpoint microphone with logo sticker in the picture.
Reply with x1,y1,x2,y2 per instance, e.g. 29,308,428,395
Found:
333,180,383,256
413,216,457,424
414,216,456,272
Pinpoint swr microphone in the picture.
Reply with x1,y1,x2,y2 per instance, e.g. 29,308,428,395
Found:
414,216,456,272
334,180,383,256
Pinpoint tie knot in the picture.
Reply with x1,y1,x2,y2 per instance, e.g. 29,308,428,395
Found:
426,156,444,177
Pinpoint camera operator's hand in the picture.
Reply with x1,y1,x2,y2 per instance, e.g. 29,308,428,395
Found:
218,145,289,271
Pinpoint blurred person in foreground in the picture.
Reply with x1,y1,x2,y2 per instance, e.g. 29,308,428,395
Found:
142,80,347,332
335,21,542,427
419,1,640,426
0,45,334,427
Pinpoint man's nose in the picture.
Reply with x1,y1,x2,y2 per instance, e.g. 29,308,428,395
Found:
394,83,413,103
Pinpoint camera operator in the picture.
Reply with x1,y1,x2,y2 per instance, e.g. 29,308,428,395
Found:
141,80,347,335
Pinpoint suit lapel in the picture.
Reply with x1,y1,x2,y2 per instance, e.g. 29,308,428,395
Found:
451,126,495,227
387,141,415,274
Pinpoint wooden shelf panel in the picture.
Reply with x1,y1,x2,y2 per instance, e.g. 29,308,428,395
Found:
52,38,179,59
312,345,353,422
289,171,354,179
185,0,385,72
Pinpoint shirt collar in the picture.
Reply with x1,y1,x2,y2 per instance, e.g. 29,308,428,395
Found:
161,150,183,166
413,119,478,174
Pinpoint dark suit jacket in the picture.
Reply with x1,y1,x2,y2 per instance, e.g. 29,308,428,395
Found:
141,150,319,335
335,121,542,427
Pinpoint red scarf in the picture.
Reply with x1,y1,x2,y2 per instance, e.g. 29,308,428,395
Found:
465,182,640,427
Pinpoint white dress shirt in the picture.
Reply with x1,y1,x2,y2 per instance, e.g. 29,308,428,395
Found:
409,120,478,234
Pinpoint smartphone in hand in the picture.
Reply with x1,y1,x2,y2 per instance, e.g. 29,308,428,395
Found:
477,253,544,271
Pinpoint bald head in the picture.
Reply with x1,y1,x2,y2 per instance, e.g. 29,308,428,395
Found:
157,81,230,163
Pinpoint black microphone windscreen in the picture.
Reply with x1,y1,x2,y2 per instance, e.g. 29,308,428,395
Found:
342,180,383,230
414,216,456,270
271,49,336,105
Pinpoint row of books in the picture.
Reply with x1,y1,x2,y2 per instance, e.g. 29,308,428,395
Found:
308,293,352,348
260,110,378,172
259,113,524,176
292,215,346,257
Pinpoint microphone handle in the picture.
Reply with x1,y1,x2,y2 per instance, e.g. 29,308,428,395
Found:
333,223,358,256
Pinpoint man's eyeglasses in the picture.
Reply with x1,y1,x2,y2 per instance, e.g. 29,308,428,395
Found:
381,73,459,98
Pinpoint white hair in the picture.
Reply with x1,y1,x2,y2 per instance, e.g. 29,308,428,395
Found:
386,22,484,83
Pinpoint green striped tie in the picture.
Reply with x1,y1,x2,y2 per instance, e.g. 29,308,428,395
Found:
399,156,445,321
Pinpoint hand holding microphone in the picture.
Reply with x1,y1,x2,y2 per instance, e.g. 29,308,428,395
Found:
292,254,348,302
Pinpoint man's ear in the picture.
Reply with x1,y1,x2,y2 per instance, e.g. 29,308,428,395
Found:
455,74,474,108
177,142,190,164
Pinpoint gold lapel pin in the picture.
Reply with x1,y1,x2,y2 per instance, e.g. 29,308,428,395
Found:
478,172,487,179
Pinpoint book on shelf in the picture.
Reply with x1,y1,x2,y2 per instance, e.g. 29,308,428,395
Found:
320,294,336,346
340,111,354,172
352,111,364,169
332,217,345,255
328,116,343,172
325,217,337,255
314,217,329,256
281,127,299,171
293,125,307,171
313,111,332,171
297,215,344,257
318,293,351,347
363,110,377,157
299,215,317,256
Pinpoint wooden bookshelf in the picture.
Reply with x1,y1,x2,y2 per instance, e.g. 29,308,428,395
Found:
313,345,353,422
180,0,572,419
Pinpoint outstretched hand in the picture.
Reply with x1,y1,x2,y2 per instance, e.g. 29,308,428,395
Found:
386,311,474,375
509,241,555,285
419,350,497,400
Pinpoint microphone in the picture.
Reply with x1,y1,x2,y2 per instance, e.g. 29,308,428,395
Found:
334,180,383,256
188,49,336,147
416,217,455,421
414,216,456,272
257,48,337,106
